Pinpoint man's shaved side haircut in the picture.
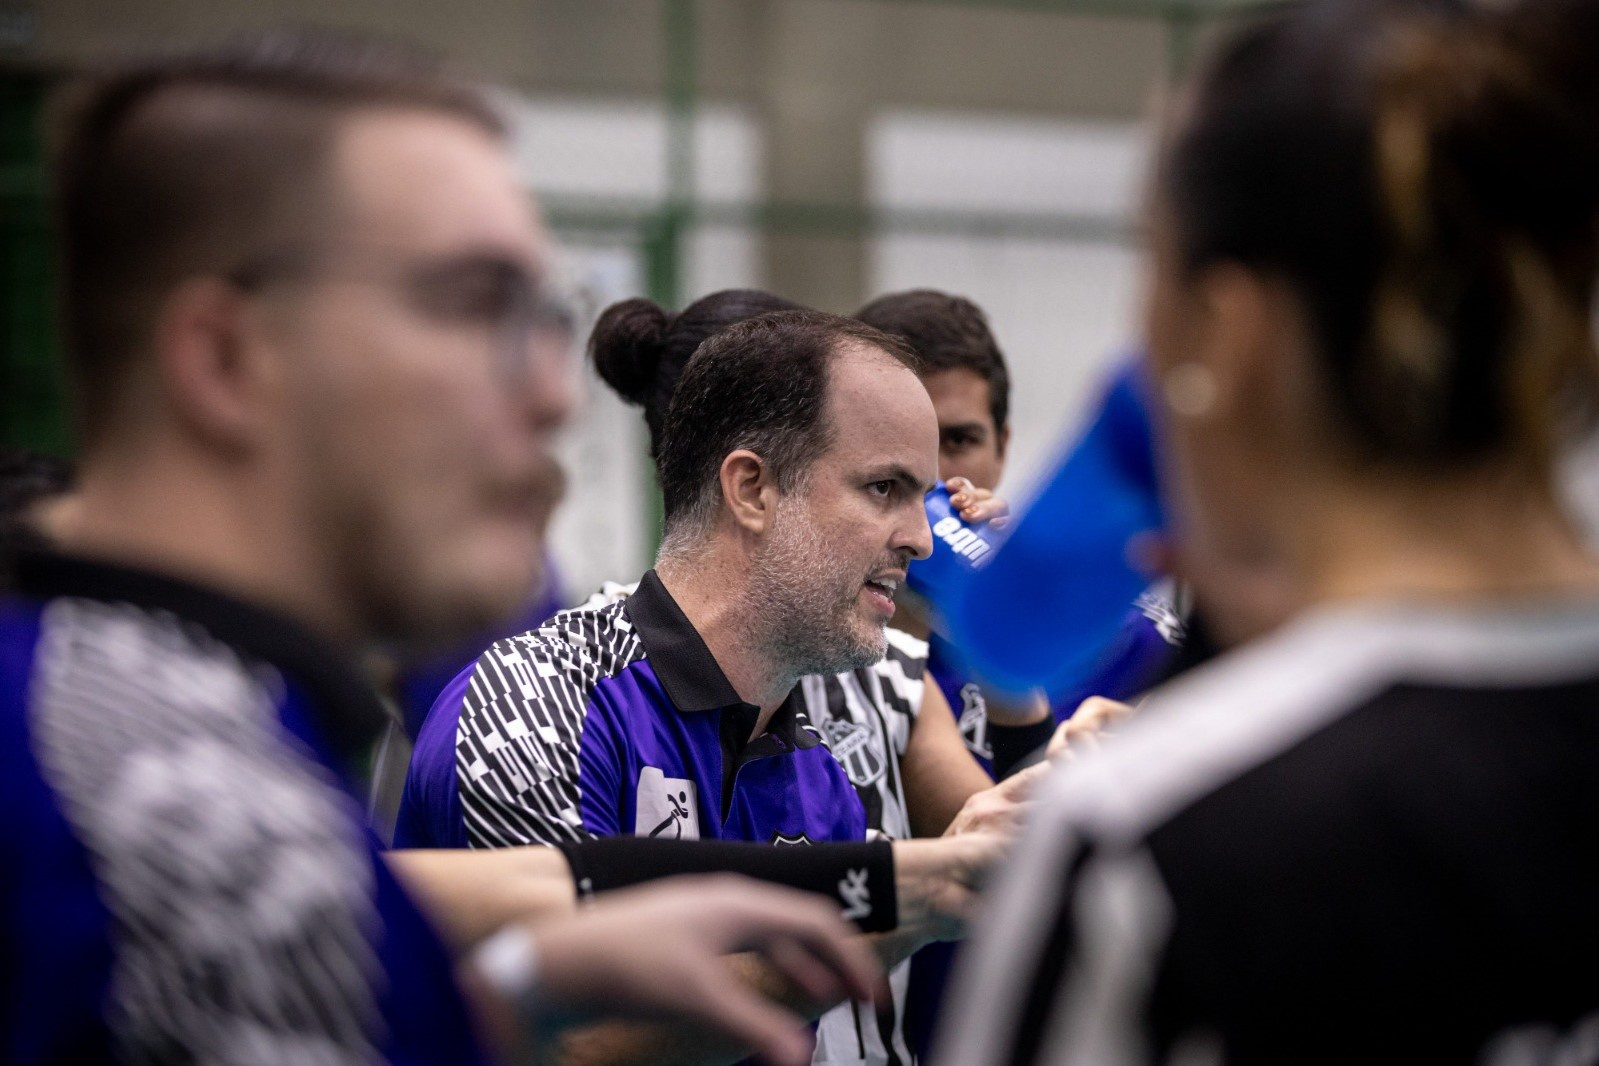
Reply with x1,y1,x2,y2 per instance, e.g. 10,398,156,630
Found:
657,310,920,548
54,29,504,447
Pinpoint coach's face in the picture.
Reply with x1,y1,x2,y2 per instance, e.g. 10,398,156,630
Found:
756,346,937,675
269,109,573,648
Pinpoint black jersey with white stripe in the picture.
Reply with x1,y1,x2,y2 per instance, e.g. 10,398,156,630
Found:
941,600,1599,1065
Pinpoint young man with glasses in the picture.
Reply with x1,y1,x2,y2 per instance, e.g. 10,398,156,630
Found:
0,34,905,1065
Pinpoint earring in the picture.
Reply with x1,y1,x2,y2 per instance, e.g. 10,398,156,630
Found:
1163,363,1218,419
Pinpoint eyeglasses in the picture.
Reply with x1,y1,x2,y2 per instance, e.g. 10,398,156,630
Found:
226,245,579,383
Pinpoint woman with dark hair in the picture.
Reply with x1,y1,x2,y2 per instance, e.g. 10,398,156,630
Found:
944,0,1599,1061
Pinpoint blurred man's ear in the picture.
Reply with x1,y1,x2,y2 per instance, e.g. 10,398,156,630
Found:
720,450,780,536
995,423,1011,463
152,277,278,454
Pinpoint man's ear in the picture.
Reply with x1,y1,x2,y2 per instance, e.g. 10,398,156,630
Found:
995,423,1011,463
151,277,277,453
719,449,779,535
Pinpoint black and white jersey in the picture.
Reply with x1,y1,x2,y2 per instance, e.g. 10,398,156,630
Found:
941,600,1599,1065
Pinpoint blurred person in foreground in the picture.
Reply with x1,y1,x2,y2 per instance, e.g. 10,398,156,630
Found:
0,33,882,1065
942,0,1599,1061
0,449,75,581
402,308,1013,1065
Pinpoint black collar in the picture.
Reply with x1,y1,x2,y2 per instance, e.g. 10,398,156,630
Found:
623,570,820,751
9,549,390,770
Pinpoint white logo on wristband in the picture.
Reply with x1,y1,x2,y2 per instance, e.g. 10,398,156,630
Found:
839,867,872,922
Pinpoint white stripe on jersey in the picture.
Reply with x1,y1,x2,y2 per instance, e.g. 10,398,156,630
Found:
939,597,1599,1064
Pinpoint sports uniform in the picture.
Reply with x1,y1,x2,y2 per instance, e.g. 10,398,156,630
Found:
400,569,930,1064
942,599,1599,1064
0,551,485,1064
394,559,565,741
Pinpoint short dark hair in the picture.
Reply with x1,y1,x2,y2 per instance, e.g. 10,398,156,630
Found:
856,289,1011,433
53,29,503,447
1164,0,1599,470
656,310,919,539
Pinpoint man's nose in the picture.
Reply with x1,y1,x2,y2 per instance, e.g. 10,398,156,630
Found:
897,501,934,562
519,337,578,433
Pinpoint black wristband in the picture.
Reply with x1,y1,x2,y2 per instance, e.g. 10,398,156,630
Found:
556,836,897,933
989,715,1057,780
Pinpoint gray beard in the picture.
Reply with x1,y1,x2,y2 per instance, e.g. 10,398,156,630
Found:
746,506,887,681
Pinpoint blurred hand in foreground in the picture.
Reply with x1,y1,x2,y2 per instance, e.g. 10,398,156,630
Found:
521,875,881,1066
1049,696,1138,761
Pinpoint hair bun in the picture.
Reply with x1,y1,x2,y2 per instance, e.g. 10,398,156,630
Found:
589,298,673,406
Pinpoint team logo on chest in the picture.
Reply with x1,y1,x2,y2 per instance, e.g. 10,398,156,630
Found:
823,718,887,788
634,766,701,840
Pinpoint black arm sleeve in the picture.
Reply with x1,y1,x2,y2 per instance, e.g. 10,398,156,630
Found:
556,836,897,933
989,716,1058,780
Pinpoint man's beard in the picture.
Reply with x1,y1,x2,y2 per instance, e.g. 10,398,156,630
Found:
747,500,889,680
314,450,565,655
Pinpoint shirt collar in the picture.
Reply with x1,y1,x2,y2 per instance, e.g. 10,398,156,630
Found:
8,548,390,770
622,570,821,750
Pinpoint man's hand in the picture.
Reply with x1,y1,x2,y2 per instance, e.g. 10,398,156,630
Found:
1048,696,1137,760
527,875,881,1066
889,833,1006,943
945,476,1011,528
942,761,1048,839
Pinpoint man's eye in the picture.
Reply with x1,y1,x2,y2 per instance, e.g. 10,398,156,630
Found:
942,431,979,453
867,481,895,497
414,263,525,323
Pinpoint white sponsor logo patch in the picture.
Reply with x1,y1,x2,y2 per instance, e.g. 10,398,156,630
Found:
634,767,700,840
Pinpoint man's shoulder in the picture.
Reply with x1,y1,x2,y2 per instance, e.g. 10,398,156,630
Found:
882,627,929,669
849,628,928,687
29,594,267,719
459,596,646,720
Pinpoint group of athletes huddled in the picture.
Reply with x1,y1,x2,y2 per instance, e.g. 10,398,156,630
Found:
4,0,1599,1062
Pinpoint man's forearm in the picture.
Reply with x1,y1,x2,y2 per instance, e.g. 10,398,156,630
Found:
384,847,577,952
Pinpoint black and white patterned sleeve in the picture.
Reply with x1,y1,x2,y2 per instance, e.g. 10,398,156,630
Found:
455,607,635,848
